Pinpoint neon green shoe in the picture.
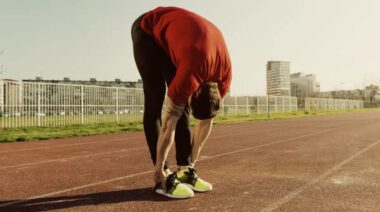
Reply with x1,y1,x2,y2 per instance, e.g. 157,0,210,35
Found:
155,172,194,199
177,167,213,192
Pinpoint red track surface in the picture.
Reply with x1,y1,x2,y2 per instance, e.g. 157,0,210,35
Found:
1,111,380,211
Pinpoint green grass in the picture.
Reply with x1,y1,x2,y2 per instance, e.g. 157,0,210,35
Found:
0,109,378,143
0,122,143,143
212,109,374,124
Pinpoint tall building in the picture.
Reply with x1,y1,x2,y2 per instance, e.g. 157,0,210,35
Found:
266,61,291,96
290,73,320,98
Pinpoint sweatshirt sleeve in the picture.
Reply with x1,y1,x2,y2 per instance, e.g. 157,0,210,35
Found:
167,62,202,104
218,64,232,98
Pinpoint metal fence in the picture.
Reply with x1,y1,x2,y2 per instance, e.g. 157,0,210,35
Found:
0,81,298,129
0,81,144,128
221,95,298,116
305,98,364,111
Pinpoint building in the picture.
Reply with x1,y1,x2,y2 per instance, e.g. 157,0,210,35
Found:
0,79,23,116
266,61,291,96
22,77,143,88
290,73,320,105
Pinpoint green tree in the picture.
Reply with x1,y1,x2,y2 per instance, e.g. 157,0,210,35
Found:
367,85,379,107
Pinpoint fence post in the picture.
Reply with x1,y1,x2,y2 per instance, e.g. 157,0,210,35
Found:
305,98,308,112
317,99,319,111
37,83,41,127
221,98,225,117
81,86,84,124
234,96,237,115
256,97,259,114
267,95,270,117
116,87,119,123
18,82,22,128
0,80,3,116
246,96,249,115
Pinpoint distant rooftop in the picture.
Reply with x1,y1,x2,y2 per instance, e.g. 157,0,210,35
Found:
21,77,142,88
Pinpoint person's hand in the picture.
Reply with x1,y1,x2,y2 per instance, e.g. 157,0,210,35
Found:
154,167,167,191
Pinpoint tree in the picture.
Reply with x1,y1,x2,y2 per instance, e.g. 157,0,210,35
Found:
365,84,379,107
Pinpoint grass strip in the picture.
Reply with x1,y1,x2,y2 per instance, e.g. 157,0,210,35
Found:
0,109,378,143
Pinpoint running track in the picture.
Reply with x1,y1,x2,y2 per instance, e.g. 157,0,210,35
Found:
1,111,380,211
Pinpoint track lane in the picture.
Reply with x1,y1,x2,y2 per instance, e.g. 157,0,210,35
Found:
1,111,380,211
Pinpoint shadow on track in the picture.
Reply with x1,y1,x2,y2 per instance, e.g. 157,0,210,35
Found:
0,187,180,211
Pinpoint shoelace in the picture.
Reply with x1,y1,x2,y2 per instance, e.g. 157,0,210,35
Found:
166,172,180,191
186,167,198,180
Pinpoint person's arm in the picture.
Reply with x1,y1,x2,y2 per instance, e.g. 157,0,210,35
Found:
190,118,213,165
154,97,185,187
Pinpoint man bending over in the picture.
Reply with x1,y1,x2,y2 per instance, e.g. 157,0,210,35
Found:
131,6,232,198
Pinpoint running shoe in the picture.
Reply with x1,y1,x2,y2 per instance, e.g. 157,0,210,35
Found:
177,166,213,192
154,172,194,199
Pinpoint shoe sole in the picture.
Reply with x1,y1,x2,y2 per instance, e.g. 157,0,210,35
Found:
183,183,213,192
155,188,194,199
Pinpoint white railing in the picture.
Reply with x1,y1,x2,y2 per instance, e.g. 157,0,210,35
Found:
305,98,364,111
0,81,144,128
0,81,298,129
221,95,298,116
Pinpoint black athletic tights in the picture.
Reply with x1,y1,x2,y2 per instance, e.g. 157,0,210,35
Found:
131,14,191,168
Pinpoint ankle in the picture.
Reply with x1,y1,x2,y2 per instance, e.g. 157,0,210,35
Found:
178,165,187,172
164,168,172,176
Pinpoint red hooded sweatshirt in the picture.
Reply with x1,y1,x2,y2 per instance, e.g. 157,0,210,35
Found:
140,6,232,104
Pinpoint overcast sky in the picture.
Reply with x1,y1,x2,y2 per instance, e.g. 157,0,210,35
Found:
1,0,380,95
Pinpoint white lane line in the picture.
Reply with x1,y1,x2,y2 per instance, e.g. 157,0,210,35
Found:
0,147,146,170
197,129,336,162
0,127,253,154
0,170,153,208
0,132,265,170
0,126,306,170
0,137,142,154
0,129,245,154
0,130,268,170
0,126,342,208
0,123,318,170
0,123,318,154
211,124,316,140
260,138,380,212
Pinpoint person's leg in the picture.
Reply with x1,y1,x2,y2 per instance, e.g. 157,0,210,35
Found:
132,13,195,199
163,71,192,167
131,14,168,168
132,14,192,169
174,105,192,166
176,119,214,193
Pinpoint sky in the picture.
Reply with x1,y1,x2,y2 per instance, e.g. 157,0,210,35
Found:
1,0,380,95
